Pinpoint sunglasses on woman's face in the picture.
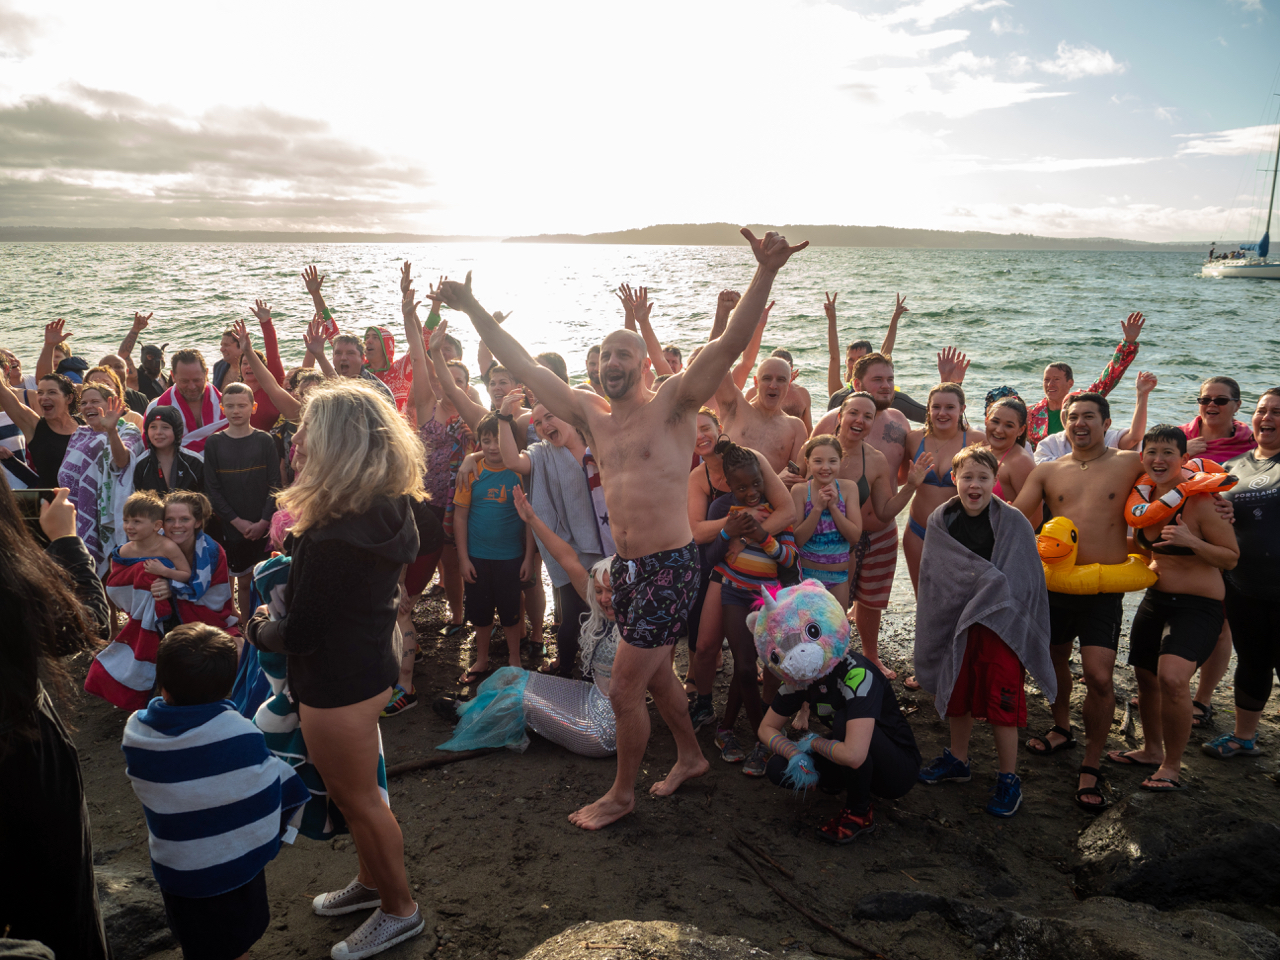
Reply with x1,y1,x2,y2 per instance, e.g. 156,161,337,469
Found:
1197,396,1234,406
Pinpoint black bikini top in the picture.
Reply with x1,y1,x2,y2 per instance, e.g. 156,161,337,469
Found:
1133,505,1195,556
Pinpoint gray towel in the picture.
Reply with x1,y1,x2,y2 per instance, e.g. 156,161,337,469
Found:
913,496,1056,716
528,441,604,587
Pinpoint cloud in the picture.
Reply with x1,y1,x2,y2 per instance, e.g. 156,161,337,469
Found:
0,87,432,229
938,200,1225,240
1176,124,1279,156
1226,0,1263,12
1154,106,1178,123
981,155,1156,173
1038,41,1126,80
0,0,40,58
875,0,1007,28
989,14,1025,35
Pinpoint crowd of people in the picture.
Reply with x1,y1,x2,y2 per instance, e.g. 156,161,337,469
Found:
2,228,1277,960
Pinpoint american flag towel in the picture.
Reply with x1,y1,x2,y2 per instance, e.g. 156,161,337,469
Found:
122,697,310,898
86,537,240,710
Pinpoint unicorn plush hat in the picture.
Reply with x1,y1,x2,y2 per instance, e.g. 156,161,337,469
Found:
747,580,850,689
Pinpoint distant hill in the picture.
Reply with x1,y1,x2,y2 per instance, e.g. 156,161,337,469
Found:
504,222,1221,251
0,227,498,243
0,223,1226,250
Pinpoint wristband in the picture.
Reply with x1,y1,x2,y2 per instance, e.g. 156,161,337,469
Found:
720,529,731,541
496,412,515,423
425,310,442,332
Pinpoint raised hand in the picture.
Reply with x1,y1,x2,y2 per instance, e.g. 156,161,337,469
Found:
718,289,741,314
427,318,451,353
823,291,838,322
618,284,652,326
400,261,413,296
94,395,125,433
250,299,272,324
301,265,324,296
436,271,474,310
232,319,253,352
426,275,448,311
892,292,909,321
1121,311,1145,343
937,346,970,384
741,228,809,272
906,451,935,488
131,311,153,332
492,310,514,325
302,319,327,357
44,318,70,346
500,387,526,416
760,299,775,324
402,287,422,323
1135,370,1157,397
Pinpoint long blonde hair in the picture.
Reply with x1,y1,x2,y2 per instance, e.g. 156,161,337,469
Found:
278,380,425,535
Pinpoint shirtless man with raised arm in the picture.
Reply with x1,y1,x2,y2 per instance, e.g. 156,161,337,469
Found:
717,355,809,482
437,228,808,830
1012,392,1146,810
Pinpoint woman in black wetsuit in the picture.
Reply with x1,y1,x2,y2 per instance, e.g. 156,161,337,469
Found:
0,373,81,488
1205,389,1280,761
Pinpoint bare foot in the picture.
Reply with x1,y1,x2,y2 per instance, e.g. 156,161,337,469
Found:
869,657,897,680
568,792,635,830
902,675,921,691
649,755,710,796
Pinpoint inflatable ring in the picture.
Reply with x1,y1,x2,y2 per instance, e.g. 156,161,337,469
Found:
1125,458,1237,529
1036,517,1157,595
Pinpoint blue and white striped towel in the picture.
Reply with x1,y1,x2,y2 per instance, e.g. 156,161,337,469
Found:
122,697,310,899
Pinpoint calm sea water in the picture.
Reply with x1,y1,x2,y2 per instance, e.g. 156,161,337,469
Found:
1,243,1276,428
1,241,1273,629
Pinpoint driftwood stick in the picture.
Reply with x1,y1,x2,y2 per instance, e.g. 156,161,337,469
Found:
729,843,890,960
385,748,499,777
734,832,795,879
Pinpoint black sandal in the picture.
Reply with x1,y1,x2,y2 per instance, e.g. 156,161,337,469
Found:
1074,764,1111,813
1190,700,1215,729
1025,724,1078,756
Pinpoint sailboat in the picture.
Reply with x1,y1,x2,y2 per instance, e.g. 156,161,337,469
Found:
1203,119,1280,278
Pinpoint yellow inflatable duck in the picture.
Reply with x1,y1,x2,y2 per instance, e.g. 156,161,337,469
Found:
1036,516,1156,595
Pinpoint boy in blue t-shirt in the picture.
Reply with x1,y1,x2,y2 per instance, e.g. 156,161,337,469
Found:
454,413,531,684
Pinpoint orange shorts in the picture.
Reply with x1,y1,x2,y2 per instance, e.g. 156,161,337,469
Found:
945,623,1026,727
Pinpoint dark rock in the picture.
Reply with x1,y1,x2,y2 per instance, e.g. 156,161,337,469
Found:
1076,798,1280,909
95,864,176,960
858,893,1278,960
852,890,953,922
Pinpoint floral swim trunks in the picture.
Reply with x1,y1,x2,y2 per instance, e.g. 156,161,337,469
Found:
610,543,701,649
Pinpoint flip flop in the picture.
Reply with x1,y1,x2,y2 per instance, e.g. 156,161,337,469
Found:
441,623,465,639
1140,776,1185,792
1026,724,1078,756
902,676,921,691
1105,750,1160,768
457,666,490,686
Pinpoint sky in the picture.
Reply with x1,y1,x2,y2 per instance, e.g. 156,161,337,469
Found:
2,0,1279,240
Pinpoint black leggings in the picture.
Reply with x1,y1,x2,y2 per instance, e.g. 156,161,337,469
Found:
723,603,765,734
766,727,918,815
1226,583,1280,712
553,584,591,678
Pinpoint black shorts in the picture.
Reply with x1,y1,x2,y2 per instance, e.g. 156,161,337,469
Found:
224,535,271,578
464,556,523,628
611,542,701,649
1127,589,1224,674
162,869,269,960
1048,590,1123,651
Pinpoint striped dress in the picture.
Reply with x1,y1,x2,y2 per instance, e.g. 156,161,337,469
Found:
709,499,798,592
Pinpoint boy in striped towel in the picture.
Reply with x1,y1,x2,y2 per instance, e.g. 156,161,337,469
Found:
122,623,309,960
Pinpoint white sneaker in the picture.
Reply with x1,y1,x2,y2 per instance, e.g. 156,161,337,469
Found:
331,906,425,959
312,878,381,916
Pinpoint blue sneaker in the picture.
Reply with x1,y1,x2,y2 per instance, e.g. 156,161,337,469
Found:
918,748,972,784
986,772,1022,818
